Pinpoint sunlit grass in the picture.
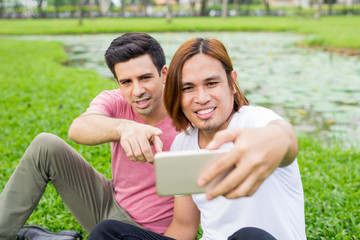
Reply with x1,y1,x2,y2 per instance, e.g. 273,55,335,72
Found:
0,38,359,239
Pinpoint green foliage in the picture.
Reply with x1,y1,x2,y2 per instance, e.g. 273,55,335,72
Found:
0,16,359,52
1,38,359,239
0,39,117,238
298,135,360,239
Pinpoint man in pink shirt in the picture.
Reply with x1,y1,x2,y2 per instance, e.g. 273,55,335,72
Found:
0,32,177,240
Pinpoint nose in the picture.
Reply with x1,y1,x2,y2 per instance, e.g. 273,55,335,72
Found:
195,87,211,104
133,81,146,97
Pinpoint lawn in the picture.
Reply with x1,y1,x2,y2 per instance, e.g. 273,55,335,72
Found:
0,16,360,52
0,28,359,238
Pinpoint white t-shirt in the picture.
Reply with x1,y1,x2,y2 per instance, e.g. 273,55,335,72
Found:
170,106,306,240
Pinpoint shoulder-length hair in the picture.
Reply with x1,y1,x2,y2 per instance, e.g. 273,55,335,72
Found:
164,38,249,132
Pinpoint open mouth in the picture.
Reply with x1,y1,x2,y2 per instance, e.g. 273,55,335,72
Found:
195,107,215,119
197,108,215,115
134,98,151,109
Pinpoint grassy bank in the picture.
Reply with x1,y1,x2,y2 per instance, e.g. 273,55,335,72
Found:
0,16,359,53
1,34,359,238
0,39,116,235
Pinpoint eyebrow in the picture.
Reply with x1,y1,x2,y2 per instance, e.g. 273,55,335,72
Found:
118,73,154,83
182,74,222,85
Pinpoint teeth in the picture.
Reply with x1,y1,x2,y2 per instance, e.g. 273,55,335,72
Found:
136,99,149,104
197,108,214,115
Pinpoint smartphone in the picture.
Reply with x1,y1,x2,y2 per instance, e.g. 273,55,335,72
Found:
155,148,231,196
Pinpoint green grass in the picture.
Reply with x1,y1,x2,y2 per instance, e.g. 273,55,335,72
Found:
0,16,359,52
298,135,360,239
0,39,117,237
1,38,359,238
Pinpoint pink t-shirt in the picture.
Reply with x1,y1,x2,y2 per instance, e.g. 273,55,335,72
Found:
87,89,178,234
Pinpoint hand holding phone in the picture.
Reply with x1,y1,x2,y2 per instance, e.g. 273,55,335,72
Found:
155,149,231,196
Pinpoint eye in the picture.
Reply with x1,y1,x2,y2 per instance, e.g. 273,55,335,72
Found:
182,86,193,92
207,81,219,87
140,75,153,80
119,79,131,85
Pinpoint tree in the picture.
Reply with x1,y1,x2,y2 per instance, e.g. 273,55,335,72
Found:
244,0,252,15
200,0,207,16
120,0,125,17
54,0,65,18
327,0,333,15
314,0,322,19
99,0,111,16
166,0,172,22
78,0,85,24
36,0,45,17
263,0,271,15
0,0,4,18
222,0,228,19
89,0,95,18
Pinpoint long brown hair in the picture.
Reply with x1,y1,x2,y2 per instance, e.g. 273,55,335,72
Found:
164,38,249,131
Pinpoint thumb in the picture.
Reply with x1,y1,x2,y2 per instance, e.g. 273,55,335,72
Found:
206,129,241,150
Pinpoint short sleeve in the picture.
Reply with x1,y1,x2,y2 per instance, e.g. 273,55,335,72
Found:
86,90,123,117
232,106,283,129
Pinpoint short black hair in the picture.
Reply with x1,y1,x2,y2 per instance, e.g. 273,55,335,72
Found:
105,32,165,80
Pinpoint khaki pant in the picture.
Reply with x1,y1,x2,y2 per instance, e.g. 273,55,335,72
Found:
0,133,141,240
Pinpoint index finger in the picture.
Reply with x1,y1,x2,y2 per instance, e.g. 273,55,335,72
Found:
138,136,155,163
151,136,163,153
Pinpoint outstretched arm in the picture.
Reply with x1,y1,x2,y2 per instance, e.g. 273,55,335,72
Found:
165,195,200,240
68,111,163,163
198,119,298,200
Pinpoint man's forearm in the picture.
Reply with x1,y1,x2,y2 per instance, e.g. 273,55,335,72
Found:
269,120,299,167
68,113,126,145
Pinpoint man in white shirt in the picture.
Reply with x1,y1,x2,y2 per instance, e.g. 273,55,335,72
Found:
89,37,306,240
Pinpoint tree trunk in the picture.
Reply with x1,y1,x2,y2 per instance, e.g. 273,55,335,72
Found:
245,0,251,15
55,0,60,18
0,0,4,18
120,0,125,17
37,0,44,18
263,0,270,15
314,0,322,19
328,0,332,15
78,0,84,25
200,0,207,16
89,0,95,18
222,0,228,19
166,0,172,22
99,0,111,17
190,0,196,16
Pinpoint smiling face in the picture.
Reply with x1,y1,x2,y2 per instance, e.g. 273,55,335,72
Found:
114,54,167,124
181,54,237,139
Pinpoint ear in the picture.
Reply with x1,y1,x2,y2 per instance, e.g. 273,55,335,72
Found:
230,70,237,94
161,65,168,84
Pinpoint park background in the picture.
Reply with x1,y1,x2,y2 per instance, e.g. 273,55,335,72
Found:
0,0,359,239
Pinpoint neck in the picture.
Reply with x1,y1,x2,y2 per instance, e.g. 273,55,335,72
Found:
198,130,217,149
141,103,168,126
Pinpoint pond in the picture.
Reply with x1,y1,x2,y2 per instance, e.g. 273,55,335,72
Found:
17,32,360,146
